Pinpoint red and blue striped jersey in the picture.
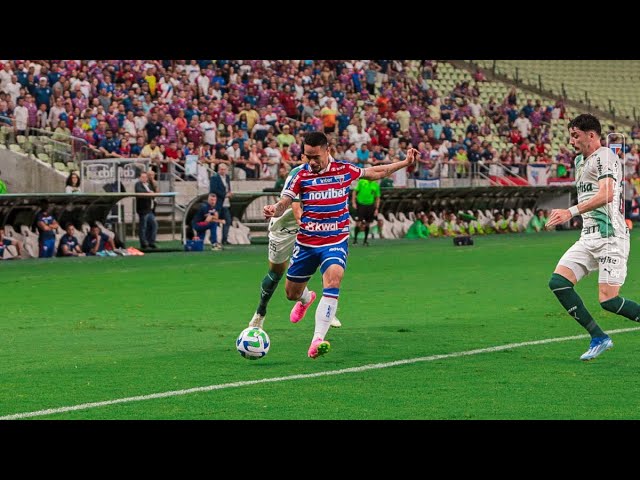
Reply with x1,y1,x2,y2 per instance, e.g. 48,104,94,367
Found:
282,159,364,247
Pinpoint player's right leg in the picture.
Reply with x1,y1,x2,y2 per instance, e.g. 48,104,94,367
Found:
285,242,320,324
549,242,610,360
308,243,348,358
597,236,640,322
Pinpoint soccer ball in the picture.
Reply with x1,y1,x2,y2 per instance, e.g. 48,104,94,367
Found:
236,327,270,360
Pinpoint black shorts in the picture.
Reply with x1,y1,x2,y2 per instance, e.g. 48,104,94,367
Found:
357,203,376,223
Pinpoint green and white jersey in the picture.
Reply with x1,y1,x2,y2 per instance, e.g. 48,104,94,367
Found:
575,146,626,239
269,165,304,235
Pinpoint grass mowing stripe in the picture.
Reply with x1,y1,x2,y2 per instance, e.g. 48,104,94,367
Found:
3,326,639,420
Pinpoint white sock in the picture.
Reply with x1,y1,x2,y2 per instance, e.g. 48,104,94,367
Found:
313,296,338,341
299,287,312,305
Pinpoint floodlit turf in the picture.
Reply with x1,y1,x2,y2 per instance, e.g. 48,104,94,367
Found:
2,230,640,419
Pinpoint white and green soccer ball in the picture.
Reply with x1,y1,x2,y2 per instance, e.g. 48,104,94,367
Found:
236,327,271,360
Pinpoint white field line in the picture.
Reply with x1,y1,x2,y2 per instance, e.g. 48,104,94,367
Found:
3,326,639,420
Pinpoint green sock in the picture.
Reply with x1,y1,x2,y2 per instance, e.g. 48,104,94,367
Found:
256,270,283,316
549,273,605,338
601,296,640,322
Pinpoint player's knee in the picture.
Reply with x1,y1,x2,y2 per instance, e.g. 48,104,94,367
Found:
269,268,284,280
549,273,573,293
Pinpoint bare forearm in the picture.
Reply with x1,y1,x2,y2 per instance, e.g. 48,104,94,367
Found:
364,159,409,180
273,196,293,217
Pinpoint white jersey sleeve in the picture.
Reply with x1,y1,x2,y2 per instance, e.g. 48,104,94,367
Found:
595,147,618,181
269,165,304,233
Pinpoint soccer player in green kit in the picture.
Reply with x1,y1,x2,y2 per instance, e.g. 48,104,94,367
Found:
547,114,640,360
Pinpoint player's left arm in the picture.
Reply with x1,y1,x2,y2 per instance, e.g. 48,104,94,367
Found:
264,195,293,219
362,148,418,180
265,166,299,218
547,177,615,228
374,184,381,215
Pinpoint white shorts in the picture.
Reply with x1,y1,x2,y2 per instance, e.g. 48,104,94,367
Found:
558,235,630,285
268,231,297,264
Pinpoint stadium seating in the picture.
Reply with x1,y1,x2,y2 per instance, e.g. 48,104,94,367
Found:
491,60,640,121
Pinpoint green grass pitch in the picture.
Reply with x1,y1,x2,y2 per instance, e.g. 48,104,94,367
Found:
2,230,640,419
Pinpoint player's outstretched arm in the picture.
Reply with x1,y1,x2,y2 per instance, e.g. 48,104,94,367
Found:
547,177,615,228
264,195,293,219
362,148,418,180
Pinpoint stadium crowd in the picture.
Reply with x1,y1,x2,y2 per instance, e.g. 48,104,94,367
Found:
3,60,640,260
4,59,638,186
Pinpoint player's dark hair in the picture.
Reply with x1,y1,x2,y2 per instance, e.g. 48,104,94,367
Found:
568,114,602,136
65,222,75,229
302,132,328,149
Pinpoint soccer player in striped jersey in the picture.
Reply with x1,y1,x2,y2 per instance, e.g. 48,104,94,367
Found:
249,163,342,330
264,132,417,358
547,114,640,361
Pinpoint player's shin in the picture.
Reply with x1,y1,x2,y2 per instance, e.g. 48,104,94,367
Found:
257,270,283,316
313,288,339,341
601,296,640,322
549,273,606,338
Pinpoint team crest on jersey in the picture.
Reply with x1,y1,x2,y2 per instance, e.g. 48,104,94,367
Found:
610,144,622,157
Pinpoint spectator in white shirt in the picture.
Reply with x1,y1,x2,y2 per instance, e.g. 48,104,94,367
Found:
122,111,137,141
349,125,371,150
263,139,282,179
344,144,358,163
0,63,13,93
200,114,217,146
514,113,532,138
49,97,66,128
197,70,210,97
13,97,28,135
36,103,49,129
5,75,21,105
186,61,200,84
134,110,148,132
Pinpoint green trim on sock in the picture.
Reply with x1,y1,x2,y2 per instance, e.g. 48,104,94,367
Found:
601,296,640,322
549,273,605,338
